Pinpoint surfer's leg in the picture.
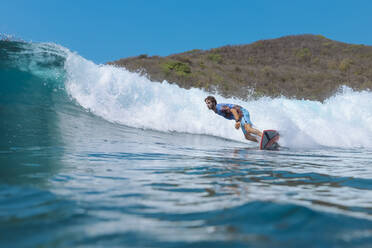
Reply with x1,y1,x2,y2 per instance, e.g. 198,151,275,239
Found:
243,124,261,142
240,113,260,142
241,109,263,138
245,124,263,137
244,133,259,142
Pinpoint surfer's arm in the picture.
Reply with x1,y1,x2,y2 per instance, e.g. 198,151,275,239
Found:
230,108,241,122
230,108,241,129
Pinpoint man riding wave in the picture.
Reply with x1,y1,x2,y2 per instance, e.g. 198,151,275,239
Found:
205,96,262,142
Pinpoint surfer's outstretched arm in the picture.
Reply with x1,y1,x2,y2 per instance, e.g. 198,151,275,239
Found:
230,108,242,130
230,108,241,122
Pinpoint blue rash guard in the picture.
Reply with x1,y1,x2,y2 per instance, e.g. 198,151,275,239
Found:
215,103,253,136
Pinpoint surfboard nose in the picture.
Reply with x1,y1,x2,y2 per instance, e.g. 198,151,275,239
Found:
260,130,280,150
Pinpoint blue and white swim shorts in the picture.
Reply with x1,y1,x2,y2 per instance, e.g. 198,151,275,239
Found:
240,108,253,136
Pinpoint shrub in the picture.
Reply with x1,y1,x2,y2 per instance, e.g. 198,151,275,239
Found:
185,49,202,54
162,61,191,76
295,48,312,62
261,66,273,76
235,66,242,72
339,58,353,72
207,53,223,63
171,55,192,64
315,34,327,40
247,57,255,64
199,61,206,69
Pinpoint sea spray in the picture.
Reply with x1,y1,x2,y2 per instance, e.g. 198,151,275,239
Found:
64,51,372,149
3,39,371,149
64,52,245,143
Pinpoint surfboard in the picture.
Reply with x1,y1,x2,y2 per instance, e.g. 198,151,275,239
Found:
260,130,280,150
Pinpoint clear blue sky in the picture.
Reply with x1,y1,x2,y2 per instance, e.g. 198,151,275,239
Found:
2,0,372,63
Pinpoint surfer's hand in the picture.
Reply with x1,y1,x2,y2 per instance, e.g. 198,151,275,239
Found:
235,122,240,129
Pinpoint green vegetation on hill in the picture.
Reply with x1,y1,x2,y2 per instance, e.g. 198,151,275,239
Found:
108,35,372,101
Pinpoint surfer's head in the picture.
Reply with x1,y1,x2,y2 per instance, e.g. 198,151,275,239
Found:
205,96,217,110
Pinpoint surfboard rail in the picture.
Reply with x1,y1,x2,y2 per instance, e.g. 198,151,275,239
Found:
260,130,280,150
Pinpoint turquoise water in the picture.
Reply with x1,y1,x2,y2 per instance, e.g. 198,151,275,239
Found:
1,40,372,247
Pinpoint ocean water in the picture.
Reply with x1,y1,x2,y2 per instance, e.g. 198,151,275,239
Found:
1,40,372,248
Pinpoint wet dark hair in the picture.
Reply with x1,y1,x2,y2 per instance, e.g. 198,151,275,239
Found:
204,96,217,105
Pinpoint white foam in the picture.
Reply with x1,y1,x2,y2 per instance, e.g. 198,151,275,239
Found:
64,52,372,149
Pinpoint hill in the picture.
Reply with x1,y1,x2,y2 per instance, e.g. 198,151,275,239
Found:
108,35,372,101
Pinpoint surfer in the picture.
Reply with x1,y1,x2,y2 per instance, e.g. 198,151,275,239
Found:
205,96,262,142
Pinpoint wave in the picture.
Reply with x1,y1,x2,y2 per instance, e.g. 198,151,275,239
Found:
2,40,372,149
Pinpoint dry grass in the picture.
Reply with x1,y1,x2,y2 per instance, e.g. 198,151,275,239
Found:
108,34,372,101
